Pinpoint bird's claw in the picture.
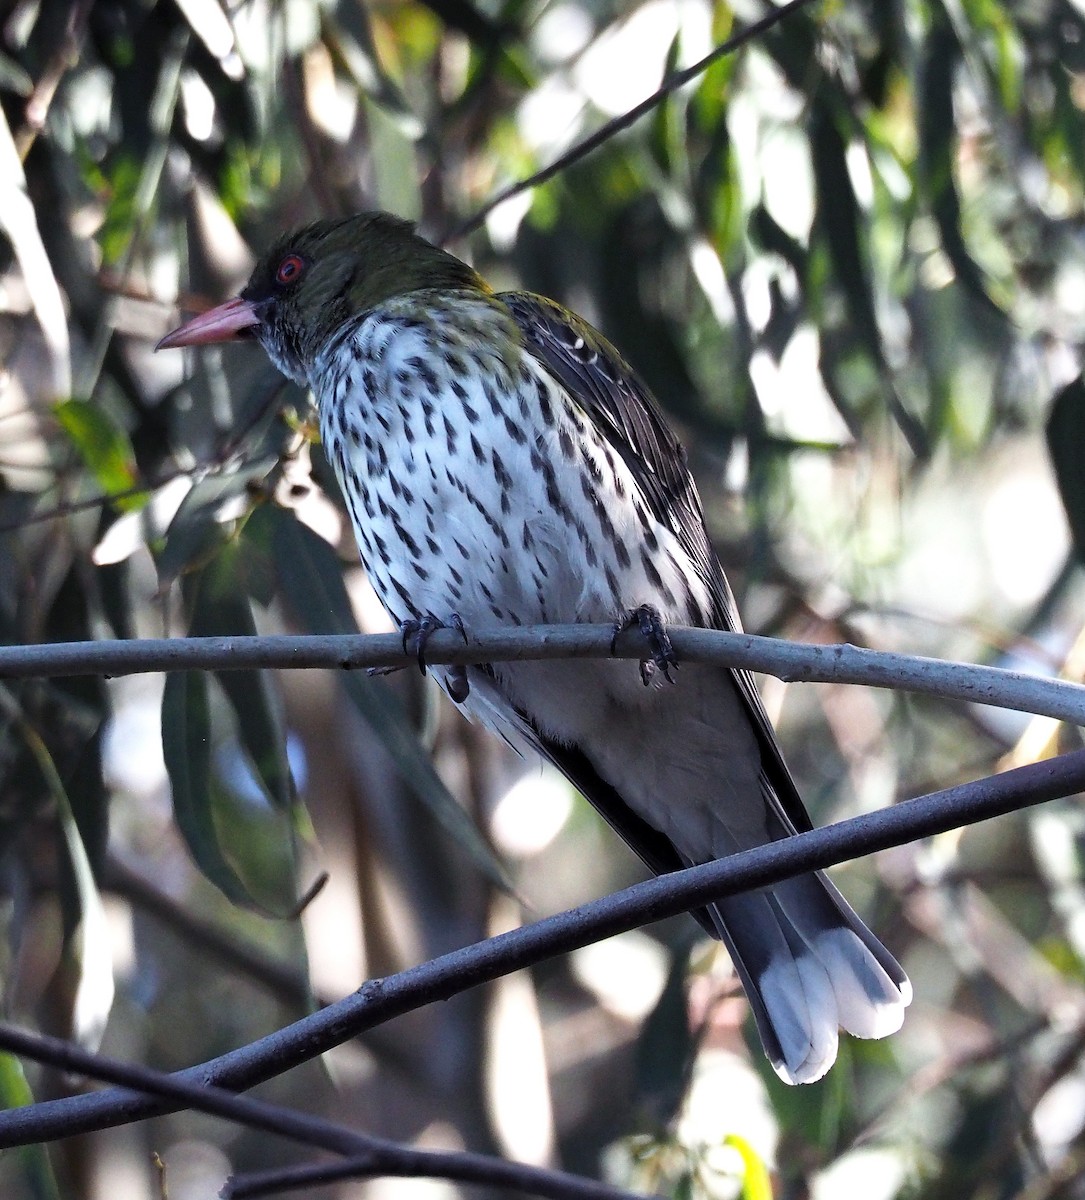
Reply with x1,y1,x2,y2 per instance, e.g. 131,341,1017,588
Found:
612,604,679,686
399,612,472,701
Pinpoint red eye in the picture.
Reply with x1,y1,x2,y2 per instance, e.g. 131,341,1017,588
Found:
276,254,305,285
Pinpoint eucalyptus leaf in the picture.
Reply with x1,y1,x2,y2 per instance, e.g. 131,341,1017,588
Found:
810,100,927,456
918,20,1005,322
55,399,144,510
633,946,695,1126
0,1054,62,1200
185,541,295,811
161,669,272,910
724,1133,773,1200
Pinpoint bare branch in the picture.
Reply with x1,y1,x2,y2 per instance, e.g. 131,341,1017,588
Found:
225,1153,646,1199
1,625,1082,724
0,1024,648,1200
2,747,1083,1148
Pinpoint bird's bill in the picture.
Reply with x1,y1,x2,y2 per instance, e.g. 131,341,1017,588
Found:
156,296,260,350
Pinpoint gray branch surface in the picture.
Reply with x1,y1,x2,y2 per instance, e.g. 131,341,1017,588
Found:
1,624,1083,723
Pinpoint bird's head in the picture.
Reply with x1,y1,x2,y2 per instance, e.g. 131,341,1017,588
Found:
156,212,486,383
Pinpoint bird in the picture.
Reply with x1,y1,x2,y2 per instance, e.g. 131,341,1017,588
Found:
157,211,910,1084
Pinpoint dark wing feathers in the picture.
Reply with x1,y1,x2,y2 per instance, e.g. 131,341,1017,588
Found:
501,290,813,838
501,292,727,621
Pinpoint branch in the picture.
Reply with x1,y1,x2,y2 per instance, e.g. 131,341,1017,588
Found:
225,1154,638,1199
0,1024,646,1200
2,748,1084,1148
447,0,821,239
1,625,1083,724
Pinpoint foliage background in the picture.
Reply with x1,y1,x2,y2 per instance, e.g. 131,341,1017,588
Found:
4,0,1085,1195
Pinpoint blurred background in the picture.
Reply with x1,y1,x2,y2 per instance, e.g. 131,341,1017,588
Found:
3,0,1085,1195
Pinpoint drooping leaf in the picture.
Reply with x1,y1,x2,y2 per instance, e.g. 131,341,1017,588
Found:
810,99,927,456
96,152,141,265
0,1053,62,1200
694,118,742,264
917,19,1005,322
161,669,270,909
1046,375,1085,564
649,34,684,177
689,0,735,131
185,538,295,812
54,775,115,1051
0,683,114,1050
54,399,144,510
633,945,696,1126
724,1133,773,1200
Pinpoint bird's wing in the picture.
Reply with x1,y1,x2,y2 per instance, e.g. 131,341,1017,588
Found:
501,290,813,835
465,663,717,936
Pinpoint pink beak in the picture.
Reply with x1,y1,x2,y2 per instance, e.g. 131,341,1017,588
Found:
156,296,261,350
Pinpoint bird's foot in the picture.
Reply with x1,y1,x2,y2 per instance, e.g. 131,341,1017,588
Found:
400,612,471,702
611,604,678,686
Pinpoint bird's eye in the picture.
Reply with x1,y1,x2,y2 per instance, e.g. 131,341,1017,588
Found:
276,254,306,286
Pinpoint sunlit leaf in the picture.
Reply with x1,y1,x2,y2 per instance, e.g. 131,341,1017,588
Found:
724,1134,773,1200
96,153,141,264
0,1053,62,1200
649,34,683,176
690,0,735,130
55,399,144,511
0,684,114,1049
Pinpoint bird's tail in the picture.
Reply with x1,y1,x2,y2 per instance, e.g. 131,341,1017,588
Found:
710,872,910,1085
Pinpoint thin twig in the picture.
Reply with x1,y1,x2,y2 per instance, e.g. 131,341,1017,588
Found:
0,625,1083,725
446,0,821,241
2,747,1084,1147
0,474,177,533
15,0,94,159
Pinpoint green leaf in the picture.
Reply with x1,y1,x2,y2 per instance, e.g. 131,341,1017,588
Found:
54,399,144,510
690,1,735,131
161,669,270,909
1047,375,1085,565
185,540,295,812
0,1054,62,1200
649,34,683,176
724,1134,773,1200
694,120,742,264
96,153,141,265
917,20,1005,323
264,505,511,890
